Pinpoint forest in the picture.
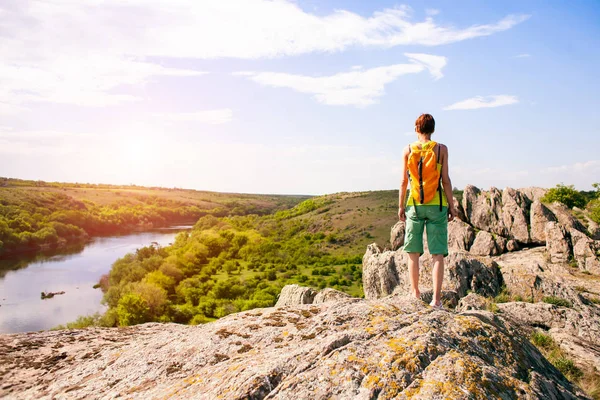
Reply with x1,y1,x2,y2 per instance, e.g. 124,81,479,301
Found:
0,178,308,257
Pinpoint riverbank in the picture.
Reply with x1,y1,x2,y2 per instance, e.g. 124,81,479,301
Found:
0,226,192,333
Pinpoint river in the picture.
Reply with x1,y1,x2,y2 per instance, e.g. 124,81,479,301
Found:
0,226,191,334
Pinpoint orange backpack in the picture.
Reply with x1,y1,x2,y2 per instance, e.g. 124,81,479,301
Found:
406,141,443,210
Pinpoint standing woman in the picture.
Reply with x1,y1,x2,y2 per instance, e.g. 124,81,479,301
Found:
398,114,457,308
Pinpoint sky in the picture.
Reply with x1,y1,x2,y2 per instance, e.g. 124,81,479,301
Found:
1,0,599,195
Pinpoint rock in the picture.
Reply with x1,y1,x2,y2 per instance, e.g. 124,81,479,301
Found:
569,229,600,274
545,222,571,263
390,221,405,251
363,249,502,301
501,188,531,243
361,244,400,300
547,202,587,234
520,187,548,203
444,252,502,298
275,284,317,307
462,185,504,235
530,201,557,244
496,235,508,254
452,196,466,222
470,231,500,256
498,301,600,372
456,292,490,312
313,288,354,304
447,219,475,252
0,297,587,399
507,239,520,252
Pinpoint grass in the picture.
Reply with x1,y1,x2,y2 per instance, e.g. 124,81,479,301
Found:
542,296,573,308
529,331,586,384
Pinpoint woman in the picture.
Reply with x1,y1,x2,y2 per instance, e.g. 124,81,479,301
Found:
398,113,457,308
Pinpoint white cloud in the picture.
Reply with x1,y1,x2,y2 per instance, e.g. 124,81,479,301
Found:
236,53,447,107
0,1,528,110
154,109,233,125
541,160,600,174
404,53,447,80
514,53,531,58
443,95,519,110
426,9,440,16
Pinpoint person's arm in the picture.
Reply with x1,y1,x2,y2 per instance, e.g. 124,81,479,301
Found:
440,144,457,221
398,145,410,221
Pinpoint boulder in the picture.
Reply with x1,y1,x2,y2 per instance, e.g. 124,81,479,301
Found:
530,201,557,244
362,244,401,300
547,202,587,234
462,185,504,235
470,231,501,256
545,222,571,263
500,188,531,243
569,229,600,274
447,219,475,252
507,239,520,252
452,196,466,222
456,292,490,312
0,297,587,399
313,288,354,304
275,284,317,307
390,221,405,251
520,187,548,203
444,252,503,298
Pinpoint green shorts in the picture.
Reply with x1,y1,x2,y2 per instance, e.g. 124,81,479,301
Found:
403,205,448,256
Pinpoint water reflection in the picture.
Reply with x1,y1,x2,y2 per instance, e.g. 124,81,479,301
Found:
0,226,191,334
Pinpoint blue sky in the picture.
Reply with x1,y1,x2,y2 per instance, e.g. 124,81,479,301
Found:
1,0,599,195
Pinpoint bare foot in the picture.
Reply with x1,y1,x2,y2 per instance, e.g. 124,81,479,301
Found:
412,289,421,300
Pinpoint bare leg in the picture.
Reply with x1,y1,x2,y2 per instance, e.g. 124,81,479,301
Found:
431,254,444,305
407,253,421,299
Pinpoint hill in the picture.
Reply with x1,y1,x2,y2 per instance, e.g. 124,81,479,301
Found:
0,177,310,257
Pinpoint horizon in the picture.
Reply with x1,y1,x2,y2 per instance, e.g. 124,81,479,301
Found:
3,175,588,198
1,1,599,195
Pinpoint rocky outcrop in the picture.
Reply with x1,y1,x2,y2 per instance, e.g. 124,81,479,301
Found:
275,284,316,307
444,253,503,298
545,222,571,263
470,231,501,256
498,301,600,372
455,292,490,312
390,221,405,251
520,187,548,203
530,201,557,244
447,219,475,252
462,185,503,235
0,296,588,399
313,288,353,304
361,244,400,300
570,229,600,274
547,202,587,234
362,248,502,301
276,286,353,307
501,188,531,243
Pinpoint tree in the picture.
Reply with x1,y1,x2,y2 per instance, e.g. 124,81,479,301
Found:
541,184,586,209
116,293,150,326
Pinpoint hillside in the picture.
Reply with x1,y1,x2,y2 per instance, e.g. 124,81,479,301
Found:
0,178,310,257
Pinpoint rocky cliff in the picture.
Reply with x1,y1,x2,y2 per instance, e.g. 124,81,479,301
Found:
1,185,599,399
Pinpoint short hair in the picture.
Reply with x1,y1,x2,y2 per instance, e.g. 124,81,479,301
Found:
415,114,435,135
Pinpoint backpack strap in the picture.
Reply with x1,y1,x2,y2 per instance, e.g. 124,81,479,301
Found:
437,144,443,211
406,144,418,217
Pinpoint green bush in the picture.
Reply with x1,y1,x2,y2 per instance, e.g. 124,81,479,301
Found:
531,331,554,350
541,184,586,209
